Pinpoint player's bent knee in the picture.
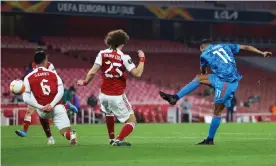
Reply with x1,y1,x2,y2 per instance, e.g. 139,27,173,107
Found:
213,104,225,116
213,110,222,116
106,113,114,116
126,114,136,124
60,127,71,135
196,75,209,83
26,107,36,115
25,111,33,116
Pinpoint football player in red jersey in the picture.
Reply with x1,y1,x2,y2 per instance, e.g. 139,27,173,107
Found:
78,29,145,146
15,48,78,145
22,50,77,146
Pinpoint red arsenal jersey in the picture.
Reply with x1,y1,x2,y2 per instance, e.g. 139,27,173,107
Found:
95,49,136,96
24,67,62,105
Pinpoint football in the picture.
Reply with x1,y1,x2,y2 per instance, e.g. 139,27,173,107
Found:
10,79,25,95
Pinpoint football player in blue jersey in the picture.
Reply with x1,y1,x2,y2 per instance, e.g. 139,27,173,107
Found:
159,39,272,145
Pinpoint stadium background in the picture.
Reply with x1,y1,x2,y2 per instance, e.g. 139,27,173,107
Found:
1,1,276,125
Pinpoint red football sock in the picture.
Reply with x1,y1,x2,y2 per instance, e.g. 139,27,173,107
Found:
105,115,115,140
39,118,52,138
23,121,31,132
23,116,32,132
63,130,71,140
117,122,135,141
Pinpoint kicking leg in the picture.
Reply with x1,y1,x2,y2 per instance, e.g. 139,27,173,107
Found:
112,114,136,147
99,93,135,147
15,106,35,137
117,114,136,141
53,105,77,146
159,74,210,105
112,94,136,147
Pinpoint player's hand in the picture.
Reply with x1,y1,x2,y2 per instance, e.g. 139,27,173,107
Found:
42,104,53,112
262,51,272,57
137,50,145,58
77,80,87,86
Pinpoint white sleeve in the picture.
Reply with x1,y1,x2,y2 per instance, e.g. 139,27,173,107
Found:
122,55,136,72
48,63,57,74
50,75,64,107
23,76,31,93
57,74,63,86
23,77,43,109
94,52,102,66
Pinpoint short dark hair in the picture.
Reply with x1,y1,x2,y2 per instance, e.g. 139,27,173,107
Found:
105,29,129,50
34,49,46,64
200,39,212,47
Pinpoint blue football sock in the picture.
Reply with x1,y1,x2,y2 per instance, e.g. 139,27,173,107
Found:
176,77,200,99
208,116,222,139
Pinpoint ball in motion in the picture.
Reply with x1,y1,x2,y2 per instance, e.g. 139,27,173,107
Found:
10,79,25,95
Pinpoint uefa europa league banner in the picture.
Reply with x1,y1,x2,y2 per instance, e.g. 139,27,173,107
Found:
2,1,276,24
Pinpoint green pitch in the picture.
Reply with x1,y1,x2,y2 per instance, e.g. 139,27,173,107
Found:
2,123,276,166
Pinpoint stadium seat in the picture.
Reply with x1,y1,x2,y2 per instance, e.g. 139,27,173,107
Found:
41,36,195,53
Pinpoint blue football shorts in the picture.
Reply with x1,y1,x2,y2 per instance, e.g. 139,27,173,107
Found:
208,74,239,108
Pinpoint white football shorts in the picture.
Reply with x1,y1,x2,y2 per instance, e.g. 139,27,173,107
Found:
99,92,134,123
36,104,70,130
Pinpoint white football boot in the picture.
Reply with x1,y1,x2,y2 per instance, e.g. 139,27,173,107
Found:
47,136,55,145
70,130,77,146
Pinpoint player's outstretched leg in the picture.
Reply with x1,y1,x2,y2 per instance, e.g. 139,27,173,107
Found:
65,101,79,113
159,91,179,105
160,77,201,105
51,104,78,146
112,114,136,147
15,106,35,137
105,113,115,145
39,117,55,145
197,104,224,145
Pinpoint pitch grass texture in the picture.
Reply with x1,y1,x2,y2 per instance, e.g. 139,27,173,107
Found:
2,123,276,166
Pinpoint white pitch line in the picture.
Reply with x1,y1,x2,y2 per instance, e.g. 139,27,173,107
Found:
167,132,276,137
215,132,275,135
3,135,276,140
132,136,275,140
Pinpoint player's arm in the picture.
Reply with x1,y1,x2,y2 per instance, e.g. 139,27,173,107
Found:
239,45,272,57
130,50,145,78
77,53,101,86
79,64,100,85
49,75,64,108
22,77,43,109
